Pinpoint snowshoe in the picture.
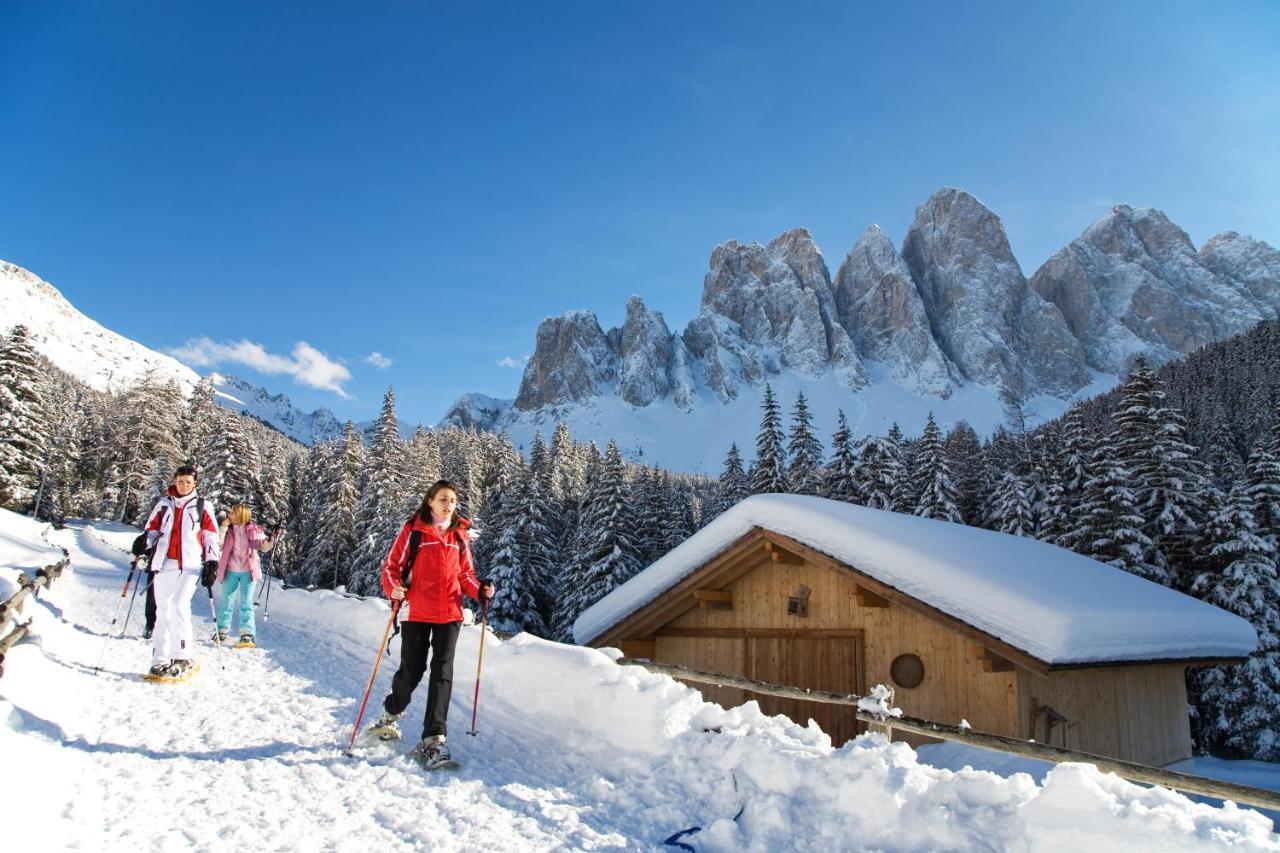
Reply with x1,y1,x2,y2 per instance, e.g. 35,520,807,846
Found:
144,660,200,683
212,629,229,644
410,736,459,771
234,633,256,649
366,710,405,741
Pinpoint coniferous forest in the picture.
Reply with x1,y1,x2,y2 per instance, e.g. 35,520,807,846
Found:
2,319,1279,759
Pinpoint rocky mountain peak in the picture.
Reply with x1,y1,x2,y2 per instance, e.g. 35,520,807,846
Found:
1032,205,1272,374
902,189,1087,397
514,311,616,411
613,296,678,408
834,226,958,396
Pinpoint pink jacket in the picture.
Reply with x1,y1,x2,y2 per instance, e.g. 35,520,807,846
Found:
217,523,272,582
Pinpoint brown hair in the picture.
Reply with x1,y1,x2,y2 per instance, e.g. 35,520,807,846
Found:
417,479,462,527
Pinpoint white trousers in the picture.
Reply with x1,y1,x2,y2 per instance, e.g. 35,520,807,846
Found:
151,561,199,665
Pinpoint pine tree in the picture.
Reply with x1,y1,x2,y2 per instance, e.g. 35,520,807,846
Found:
349,388,406,595
911,413,962,523
823,410,859,503
751,383,787,494
519,431,561,630
181,377,220,469
945,421,988,526
988,471,1034,537
484,455,549,636
786,391,824,496
110,373,184,522
310,424,363,589
854,431,903,512
562,439,639,637
714,443,750,517
200,408,260,510
1190,485,1280,759
1247,418,1280,546
0,325,49,508
1069,433,1158,579
259,433,291,529
1114,357,1206,590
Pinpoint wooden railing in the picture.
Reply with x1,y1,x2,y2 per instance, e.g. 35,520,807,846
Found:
618,658,1280,814
0,551,71,678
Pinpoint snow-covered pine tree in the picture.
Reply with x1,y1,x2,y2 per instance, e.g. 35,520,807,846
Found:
988,471,1034,537
551,442,603,641
110,372,184,522
310,424,363,589
823,410,859,503
181,377,220,470
1190,484,1280,759
944,421,988,526
259,432,291,529
1057,404,1093,534
713,443,750,518
0,325,49,509
911,413,962,523
1114,357,1207,591
853,431,903,512
1069,432,1159,580
1247,410,1280,545
484,455,550,636
654,469,689,558
751,383,787,494
786,391,824,496
200,408,261,511
349,388,406,596
563,439,640,636
519,431,561,631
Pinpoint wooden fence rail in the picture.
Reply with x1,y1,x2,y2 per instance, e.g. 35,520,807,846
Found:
0,552,71,678
618,658,1280,814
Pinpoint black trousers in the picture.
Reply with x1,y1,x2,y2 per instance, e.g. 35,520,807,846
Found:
383,621,461,739
144,570,157,633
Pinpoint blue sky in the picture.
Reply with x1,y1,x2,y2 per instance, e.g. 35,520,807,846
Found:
2,1,1277,427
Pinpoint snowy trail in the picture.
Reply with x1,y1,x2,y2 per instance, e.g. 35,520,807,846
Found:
4,515,1280,852
8,522,631,851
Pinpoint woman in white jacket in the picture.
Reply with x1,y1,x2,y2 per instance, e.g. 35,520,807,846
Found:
139,465,220,679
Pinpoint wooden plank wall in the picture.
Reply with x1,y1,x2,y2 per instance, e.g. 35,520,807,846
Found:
1018,664,1192,766
649,550,1018,747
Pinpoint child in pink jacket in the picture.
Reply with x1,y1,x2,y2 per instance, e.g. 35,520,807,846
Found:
215,504,276,645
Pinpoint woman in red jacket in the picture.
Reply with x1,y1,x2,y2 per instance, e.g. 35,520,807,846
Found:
367,480,495,769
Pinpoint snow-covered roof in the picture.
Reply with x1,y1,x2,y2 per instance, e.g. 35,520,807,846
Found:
574,494,1258,666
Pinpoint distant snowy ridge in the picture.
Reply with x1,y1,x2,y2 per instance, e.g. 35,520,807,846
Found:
444,188,1279,469
0,261,348,445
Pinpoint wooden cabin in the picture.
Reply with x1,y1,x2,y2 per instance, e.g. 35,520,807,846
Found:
575,495,1257,767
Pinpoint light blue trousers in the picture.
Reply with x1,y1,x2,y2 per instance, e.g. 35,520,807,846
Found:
217,572,256,636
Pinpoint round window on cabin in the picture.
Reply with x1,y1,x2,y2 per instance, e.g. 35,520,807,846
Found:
890,653,925,689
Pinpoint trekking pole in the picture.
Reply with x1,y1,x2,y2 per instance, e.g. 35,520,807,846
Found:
121,569,150,637
261,536,281,619
93,557,140,675
206,586,229,669
467,599,490,737
344,600,401,756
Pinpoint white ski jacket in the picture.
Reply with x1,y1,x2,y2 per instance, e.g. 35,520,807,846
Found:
143,488,221,573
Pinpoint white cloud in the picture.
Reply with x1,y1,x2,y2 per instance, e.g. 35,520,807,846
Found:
168,337,353,398
496,355,528,368
365,352,393,369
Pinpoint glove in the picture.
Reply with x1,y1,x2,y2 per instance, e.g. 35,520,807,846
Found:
201,560,218,589
478,580,496,604
131,534,150,557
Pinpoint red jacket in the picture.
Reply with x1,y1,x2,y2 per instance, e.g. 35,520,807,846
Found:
380,515,480,623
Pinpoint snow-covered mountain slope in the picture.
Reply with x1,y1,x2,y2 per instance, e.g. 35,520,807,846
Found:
444,188,1278,465
1,261,344,445
0,261,203,393
3,508,1277,850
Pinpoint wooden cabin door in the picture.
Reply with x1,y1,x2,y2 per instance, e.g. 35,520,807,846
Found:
745,634,864,746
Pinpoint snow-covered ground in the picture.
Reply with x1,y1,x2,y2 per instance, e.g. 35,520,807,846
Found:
2,507,1279,851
